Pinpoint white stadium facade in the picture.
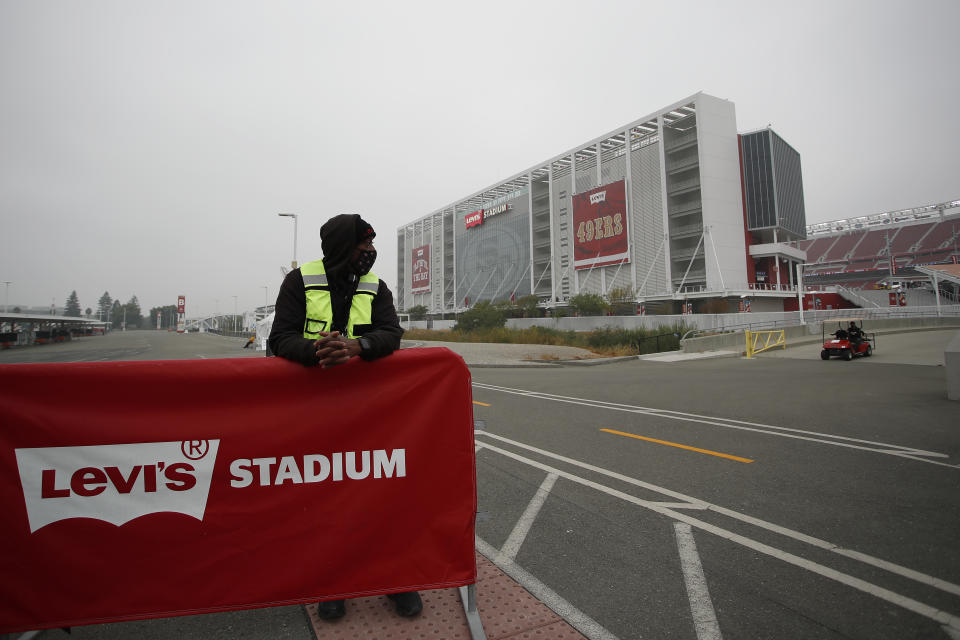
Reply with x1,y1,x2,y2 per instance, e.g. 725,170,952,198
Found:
395,92,956,316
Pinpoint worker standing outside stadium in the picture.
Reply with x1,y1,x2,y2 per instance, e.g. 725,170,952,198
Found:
268,213,420,620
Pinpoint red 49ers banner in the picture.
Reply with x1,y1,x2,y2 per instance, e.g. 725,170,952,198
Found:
412,245,431,294
572,180,630,270
0,349,476,633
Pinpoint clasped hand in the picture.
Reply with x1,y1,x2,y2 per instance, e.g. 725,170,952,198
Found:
314,331,361,369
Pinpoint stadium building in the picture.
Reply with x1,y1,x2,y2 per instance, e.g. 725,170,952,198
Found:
396,92,809,315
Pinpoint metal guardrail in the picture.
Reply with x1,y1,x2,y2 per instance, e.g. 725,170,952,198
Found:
745,330,786,358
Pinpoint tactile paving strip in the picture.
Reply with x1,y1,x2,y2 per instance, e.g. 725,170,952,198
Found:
306,552,587,639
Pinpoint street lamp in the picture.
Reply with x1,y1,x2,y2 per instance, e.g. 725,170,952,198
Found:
261,286,268,316
278,213,299,269
232,295,238,334
2,281,10,313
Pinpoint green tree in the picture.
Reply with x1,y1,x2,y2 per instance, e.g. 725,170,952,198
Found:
515,295,540,318
607,286,636,316
454,301,506,332
84,307,92,318
148,304,178,329
110,300,123,328
407,304,428,320
97,292,113,320
65,290,82,317
568,293,610,316
124,295,143,328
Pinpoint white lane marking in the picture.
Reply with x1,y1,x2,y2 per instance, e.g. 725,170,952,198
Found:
651,502,708,510
500,473,558,561
886,452,960,470
476,433,960,610
944,623,960,640
476,536,620,640
674,523,723,640
472,382,951,465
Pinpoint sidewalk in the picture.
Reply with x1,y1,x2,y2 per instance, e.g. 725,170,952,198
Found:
304,552,586,640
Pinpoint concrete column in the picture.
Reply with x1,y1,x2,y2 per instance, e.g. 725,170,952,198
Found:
946,330,960,401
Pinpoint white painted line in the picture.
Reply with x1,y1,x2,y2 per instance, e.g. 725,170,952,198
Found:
674,523,723,640
475,434,960,630
650,502,708,510
478,431,960,598
472,382,952,466
500,473,558,561
476,537,620,640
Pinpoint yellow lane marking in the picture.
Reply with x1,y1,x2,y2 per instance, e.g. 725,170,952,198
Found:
600,428,754,463
473,400,491,407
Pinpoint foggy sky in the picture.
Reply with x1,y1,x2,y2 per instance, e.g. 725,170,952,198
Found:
1,0,957,317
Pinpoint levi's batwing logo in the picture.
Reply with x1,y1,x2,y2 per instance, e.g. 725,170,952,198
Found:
15,440,219,533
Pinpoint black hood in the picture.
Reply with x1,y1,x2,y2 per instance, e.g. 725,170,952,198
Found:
320,214,360,276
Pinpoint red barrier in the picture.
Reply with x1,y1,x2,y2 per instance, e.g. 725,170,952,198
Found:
0,348,477,633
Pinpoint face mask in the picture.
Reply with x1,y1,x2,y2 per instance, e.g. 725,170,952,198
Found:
353,249,377,275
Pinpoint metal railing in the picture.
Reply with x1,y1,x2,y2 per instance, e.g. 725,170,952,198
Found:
680,305,960,341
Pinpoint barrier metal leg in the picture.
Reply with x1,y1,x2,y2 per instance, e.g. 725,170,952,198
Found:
458,583,487,640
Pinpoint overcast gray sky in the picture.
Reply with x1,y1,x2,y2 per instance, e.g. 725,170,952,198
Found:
1,0,957,317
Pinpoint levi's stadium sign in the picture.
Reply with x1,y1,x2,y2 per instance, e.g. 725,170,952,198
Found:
465,203,511,230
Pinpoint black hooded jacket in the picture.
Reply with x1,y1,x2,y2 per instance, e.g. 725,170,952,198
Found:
268,214,403,366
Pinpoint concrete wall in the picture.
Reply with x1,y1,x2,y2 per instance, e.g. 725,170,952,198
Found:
697,94,748,290
400,309,960,342
681,316,960,354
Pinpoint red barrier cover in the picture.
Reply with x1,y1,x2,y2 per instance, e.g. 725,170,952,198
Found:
0,348,477,633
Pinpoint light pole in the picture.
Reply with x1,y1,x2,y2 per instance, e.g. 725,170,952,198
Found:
232,295,238,334
261,286,268,317
2,281,10,313
795,262,816,325
278,213,298,269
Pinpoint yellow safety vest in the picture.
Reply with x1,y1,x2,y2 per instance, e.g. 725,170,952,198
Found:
300,259,379,339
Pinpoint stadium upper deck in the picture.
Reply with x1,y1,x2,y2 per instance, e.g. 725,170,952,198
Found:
793,199,960,281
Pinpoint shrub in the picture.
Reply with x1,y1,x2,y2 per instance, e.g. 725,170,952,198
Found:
407,305,428,320
568,293,610,316
453,301,507,332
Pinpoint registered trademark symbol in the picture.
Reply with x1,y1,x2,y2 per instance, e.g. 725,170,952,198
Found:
181,440,209,460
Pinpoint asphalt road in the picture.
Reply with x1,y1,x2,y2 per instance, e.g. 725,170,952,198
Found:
2,330,959,639
756,328,958,366
470,345,960,639
0,330,263,365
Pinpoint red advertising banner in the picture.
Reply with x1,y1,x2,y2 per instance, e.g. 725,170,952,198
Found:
411,245,431,294
0,349,476,633
572,180,629,270
177,296,185,314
